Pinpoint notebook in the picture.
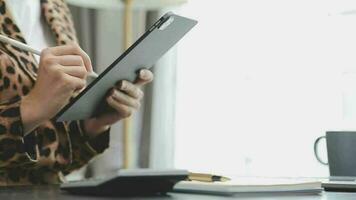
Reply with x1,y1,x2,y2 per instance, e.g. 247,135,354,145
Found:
173,177,322,195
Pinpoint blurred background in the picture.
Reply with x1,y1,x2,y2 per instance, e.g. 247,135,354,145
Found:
65,0,356,180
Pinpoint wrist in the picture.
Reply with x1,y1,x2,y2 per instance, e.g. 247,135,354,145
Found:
21,94,47,134
83,119,110,138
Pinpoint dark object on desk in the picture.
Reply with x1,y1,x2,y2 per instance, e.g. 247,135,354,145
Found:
55,12,197,122
60,169,189,196
322,177,356,192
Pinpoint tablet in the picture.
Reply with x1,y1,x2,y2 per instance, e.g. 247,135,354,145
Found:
55,12,197,121
60,169,189,196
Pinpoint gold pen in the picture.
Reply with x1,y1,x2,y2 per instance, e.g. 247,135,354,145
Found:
187,172,231,182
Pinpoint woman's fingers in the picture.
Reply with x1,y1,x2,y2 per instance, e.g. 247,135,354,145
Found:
98,69,154,122
49,44,93,72
63,73,87,90
116,80,144,99
115,69,153,98
135,69,154,86
107,96,133,118
57,55,84,66
111,89,141,109
103,69,153,120
59,66,87,79
105,88,142,120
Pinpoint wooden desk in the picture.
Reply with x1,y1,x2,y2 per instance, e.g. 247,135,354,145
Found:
0,185,355,200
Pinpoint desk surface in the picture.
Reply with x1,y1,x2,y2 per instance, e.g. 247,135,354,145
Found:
0,186,355,200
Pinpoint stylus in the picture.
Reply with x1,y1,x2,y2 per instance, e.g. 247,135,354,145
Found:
0,34,98,79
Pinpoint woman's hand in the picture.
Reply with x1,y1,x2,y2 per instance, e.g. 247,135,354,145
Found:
21,44,92,134
83,69,154,138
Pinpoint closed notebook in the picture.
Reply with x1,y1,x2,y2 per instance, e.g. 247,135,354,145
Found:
173,177,322,195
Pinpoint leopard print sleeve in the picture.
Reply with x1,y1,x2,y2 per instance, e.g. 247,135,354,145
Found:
0,51,38,169
62,120,109,174
0,100,38,168
0,0,113,184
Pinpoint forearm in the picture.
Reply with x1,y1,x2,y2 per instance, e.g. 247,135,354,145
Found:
20,94,47,135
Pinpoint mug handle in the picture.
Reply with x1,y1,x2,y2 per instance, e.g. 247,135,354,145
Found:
314,136,328,165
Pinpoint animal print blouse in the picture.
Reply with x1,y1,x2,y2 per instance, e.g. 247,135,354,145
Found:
0,0,109,185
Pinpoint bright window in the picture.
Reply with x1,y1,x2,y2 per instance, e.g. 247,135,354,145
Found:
174,0,356,177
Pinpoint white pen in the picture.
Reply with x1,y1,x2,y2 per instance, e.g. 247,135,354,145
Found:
0,34,98,80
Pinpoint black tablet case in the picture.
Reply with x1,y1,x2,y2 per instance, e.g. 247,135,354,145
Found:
55,12,197,121
60,170,189,196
